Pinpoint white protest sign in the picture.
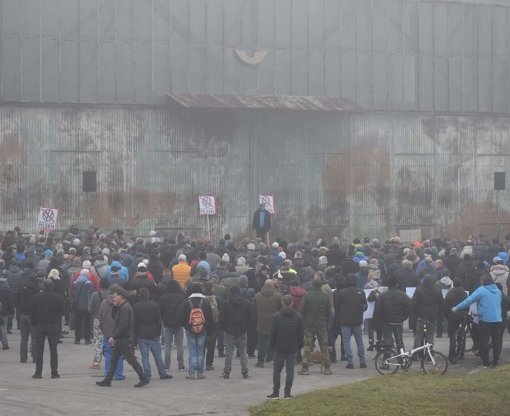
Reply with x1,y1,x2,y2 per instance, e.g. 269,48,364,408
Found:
259,195,275,214
364,289,375,320
37,207,59,231
406,287,416,299
199,196,216,216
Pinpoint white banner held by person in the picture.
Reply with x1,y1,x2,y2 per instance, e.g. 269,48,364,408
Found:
259,195,275,214
199,196,216,216
37,207,59,231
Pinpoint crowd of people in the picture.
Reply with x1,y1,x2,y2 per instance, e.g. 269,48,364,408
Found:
0,227,508,397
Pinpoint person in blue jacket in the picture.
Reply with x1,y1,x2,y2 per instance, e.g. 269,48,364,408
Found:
452,274,502,368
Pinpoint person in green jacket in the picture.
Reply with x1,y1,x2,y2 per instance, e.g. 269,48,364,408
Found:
298,272,333,375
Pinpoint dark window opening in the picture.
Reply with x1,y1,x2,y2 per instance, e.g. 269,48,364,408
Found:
83,171,97,192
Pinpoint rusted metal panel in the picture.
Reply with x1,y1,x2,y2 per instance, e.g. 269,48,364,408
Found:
167,93,362,112
1,105,510,242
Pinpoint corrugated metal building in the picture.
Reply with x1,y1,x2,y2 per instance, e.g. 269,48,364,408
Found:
0,0,509,241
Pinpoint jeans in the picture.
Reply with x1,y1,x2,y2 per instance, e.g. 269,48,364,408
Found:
223,332,248,375
382,323,405,352
164,326,184,369
340,325,366,366
92,318,103,365
20,314,36,362
103,338,124,380
105,339,145,382
34,323,59,376
186,330,207,376
478,321,501,366
257,334,269,365
138,337,167,380
272,351,296,396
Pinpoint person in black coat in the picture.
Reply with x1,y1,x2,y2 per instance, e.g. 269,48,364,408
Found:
267,294,304,399
373,275,410,353
218,285,252,379
29,279,64,379
412,274,444,350
133,288,172,382
159,279,186,371
334,274,368,369
252,203,271,240
0,276,14,349
444,278,468,360
17,271,41,362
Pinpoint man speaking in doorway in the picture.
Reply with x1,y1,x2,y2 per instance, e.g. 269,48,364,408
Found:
252,203,271,240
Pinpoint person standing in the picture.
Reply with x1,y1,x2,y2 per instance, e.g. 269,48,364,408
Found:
71,269,94,344
0,274,14,350
158,279,186,371
267,294,304,400
17,270,41,362
451,275,502,368
253,279,282,368
97,284,124,381
172,254,192,290
444,278,468,361
252,203,271,240
29,279,64,379
88,278,110,369
373,275,410,354
334,274,368,369
412,275,443,351
178,283,213,379
298,272,333,375
218,285,252,379
133,288,172,382
96,287,149,387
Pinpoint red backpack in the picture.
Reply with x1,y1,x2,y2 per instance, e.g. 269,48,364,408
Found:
188,299,205,334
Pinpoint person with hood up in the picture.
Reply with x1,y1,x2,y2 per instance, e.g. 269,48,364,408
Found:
178,283,213,379
218,285,252,379
267,294,304,399
106,259,129,284
253,279,282,368
71,269,94,344
356,261,369,289
490,257,509,295
452,274,503,368
411,274,443,351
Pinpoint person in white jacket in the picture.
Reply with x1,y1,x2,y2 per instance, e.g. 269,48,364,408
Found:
490,257,509,295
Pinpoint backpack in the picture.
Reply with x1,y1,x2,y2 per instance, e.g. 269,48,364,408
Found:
206,295,219,323
188,299,205,334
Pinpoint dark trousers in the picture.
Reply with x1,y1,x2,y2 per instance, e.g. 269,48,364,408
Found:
272,351,296,397
34,323,59,376
75,310,92,342
217,330,224,354
247,319,257,356
478,321,501,366
205,323,219,366
105,339,145,382
20,314,36,362
382,323,405,352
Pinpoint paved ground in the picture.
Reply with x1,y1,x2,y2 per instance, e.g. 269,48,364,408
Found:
1,327,508,416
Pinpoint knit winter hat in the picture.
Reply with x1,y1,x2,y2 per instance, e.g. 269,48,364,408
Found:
48,269,60,280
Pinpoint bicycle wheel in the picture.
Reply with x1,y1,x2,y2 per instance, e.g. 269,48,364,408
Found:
421,351,448,375
449,327,466,364
374,349,400,375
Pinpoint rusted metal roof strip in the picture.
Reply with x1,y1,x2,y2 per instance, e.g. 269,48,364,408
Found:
167,93,363,112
